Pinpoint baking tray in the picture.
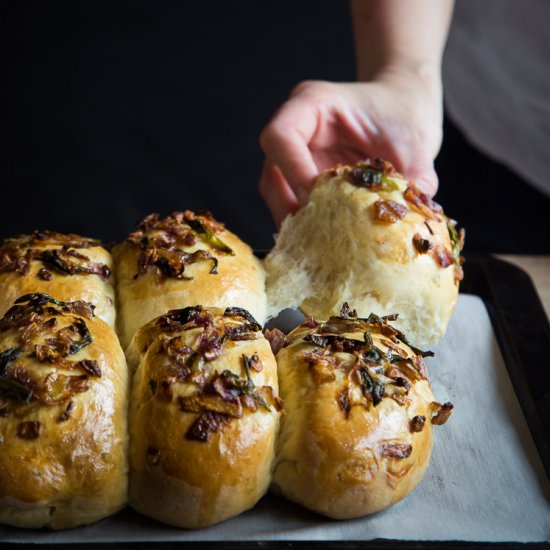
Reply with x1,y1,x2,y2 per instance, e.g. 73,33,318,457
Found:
2,253,550,549
459,254,550,485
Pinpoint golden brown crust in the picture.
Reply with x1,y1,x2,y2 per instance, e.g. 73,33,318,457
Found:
0,294,128,529
264,159,465,347
128,305,281,528
0,231,115,328
272,306,449,519
113,211,266,349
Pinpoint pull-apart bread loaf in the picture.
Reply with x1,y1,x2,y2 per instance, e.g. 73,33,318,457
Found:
114,211,267,349
264,159,465,347
271,304,452,519
0,231,115,328
0,293,128,530
127,305,282,529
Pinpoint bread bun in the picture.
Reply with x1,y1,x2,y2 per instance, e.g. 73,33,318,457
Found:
271,303,452,519
0,231,115,328
114,211,267,349
264,159,465,347
128,305,282,529
0,293,128,530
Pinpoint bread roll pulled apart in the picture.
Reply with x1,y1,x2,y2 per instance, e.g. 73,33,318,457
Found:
0,293,128,530
127,305,282,529
0,231,115,328
114,210,267,349
264,159,465,347
271,303,453,519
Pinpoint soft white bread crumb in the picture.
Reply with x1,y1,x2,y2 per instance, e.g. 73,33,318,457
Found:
264,160,464,348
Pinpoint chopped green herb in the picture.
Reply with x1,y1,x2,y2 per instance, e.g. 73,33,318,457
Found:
381,175,404,191
15,293,64,307
187,219,234,255
446,221,463,263
361,311,434,358
358,367,385,406
394,331,434,358
363,345,384,364
241,355,256,392
363,331,373,348
347,165,404,192
0,377,33,402
351,166,382,185
0,347,21,377
69,319,92,355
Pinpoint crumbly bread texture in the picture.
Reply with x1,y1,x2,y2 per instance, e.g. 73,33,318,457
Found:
0,231,115,328
271,304,453,519
114,211,267,349
0,294,128,530
128,305,282,529
264,159,465,347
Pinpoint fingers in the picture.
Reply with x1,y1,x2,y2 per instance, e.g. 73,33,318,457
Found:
389,133,440,197
258,160,301,228
405,162,439,196
259,95,320,206
259,77,442,230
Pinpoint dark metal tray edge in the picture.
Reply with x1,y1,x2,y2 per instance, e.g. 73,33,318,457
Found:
4,253,550,549
460,253,550,485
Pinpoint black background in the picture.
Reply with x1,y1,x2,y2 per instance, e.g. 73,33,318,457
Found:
0,1,355,249
1,1,549,252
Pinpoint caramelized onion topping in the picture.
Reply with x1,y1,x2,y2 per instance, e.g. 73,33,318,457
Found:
146,446,161,465
264,328,288,355
37,268,53,281
403,184,443,219
148,308,283,443
0,294,98,406
433,246,454,269
127,210,234,280
158,306,214,333
186,411,230,442
58,400,74,422
373,200,408,223
409,415,426,433
0,232,110,280
17,420,42,440
380,442,412,459
430,401,454,425
383,178,466,282
412,233,432,253
178,364,283,442
340,302,357,319
303,348,337,384
302,306,438,417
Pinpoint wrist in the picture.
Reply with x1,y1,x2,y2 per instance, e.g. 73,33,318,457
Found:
362,62,442,104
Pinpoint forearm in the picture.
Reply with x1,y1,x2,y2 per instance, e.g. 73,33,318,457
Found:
351,0,454,90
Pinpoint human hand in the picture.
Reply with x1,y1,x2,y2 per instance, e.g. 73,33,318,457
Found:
259,71,444,226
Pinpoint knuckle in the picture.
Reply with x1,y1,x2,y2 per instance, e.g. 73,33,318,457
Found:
290,79,333,99
259,123,278,153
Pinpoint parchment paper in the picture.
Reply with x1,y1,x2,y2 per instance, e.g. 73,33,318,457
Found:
2,295,549,544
